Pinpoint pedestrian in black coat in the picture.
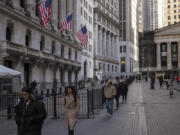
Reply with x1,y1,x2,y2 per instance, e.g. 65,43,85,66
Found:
15,87,47,135
114,80,122,109
122,81,128,103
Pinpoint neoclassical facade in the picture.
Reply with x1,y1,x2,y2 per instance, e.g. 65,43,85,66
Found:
139,23,180,76
0,0,82,89
93,0,119,80
155,23,180,75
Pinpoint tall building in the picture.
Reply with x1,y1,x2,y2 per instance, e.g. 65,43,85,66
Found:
142,0,164,31
119,0,139,75
73,0,94,80
0,0,85,90
164,0,180,26
93,0,119,80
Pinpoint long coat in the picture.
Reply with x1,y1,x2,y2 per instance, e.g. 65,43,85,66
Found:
122,83,128,95
62,94,80,130
15,99,47,135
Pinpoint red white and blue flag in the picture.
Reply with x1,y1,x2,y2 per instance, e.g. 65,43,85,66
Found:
60,14,72,31
38,0,52,27
77,26,88,46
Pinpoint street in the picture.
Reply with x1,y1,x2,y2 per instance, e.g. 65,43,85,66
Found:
1,80,180,135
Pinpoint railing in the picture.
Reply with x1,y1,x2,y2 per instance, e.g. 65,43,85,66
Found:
0,85,104,119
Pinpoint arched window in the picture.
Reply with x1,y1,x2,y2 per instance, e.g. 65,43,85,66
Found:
25,29,31,47
40,36,45,51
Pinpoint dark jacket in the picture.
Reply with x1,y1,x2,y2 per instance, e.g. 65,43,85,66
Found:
15,98,47,135
115,82,122,97
122,83,128,95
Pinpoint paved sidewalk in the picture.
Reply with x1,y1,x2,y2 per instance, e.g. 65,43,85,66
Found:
1,81,180,135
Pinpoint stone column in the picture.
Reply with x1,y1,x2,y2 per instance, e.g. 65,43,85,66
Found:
156,43,161,69
51,0,58,28
106,32,109,57
98,26,101,56
167,42,172,69
178,42,180,68
94,24,99,56
66,0,73,15
60,0,66,21
112,35,114,58
103,30,107,57
99,27,103,56
108,34,111,58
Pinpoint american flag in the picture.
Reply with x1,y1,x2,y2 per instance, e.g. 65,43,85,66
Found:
60,14,72,31
38,0,52,27
77,26,88,46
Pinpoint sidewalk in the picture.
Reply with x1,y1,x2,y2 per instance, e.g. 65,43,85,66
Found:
1,81,180,135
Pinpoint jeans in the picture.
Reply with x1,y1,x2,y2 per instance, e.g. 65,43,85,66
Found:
115,95,120,108
106,98,113,115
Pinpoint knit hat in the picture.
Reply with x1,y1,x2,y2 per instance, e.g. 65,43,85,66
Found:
22,86,33,94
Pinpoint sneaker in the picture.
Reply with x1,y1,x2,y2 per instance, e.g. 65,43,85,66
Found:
107,113,111,117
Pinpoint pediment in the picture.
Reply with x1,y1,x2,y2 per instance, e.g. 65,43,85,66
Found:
154,23,180,36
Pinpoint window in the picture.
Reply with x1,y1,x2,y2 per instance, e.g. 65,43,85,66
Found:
40,36,45,51
123,46,126,53
112,65,114,72
168,16,171,20
168,5,170,8
81,7,83,15
25,29,31,47
36,0,40,17
174,10,176,13
20,0,25,8
174,15,176,19
108,64,110,72
68,48,71,59
61,45,64,58
6,22,13,41
168,0,170,3
51,41,55,54
168,22,171,25
75,51,77,61
120,46,122,53
121,57,126,72
174,4,177,8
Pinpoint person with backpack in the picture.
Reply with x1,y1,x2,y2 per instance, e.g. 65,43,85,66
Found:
62,86,80,135
15,87,47,135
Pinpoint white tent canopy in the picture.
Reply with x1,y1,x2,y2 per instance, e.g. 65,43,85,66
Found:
0,65,21,77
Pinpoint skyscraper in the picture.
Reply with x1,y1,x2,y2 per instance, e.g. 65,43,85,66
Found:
93,0,119,80
119,0,139,75
143,0,164,31
164,0,180,26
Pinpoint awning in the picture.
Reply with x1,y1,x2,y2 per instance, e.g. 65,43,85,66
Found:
0,65,21,77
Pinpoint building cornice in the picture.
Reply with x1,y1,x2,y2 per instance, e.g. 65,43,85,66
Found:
0,1,82,51
94,0,119,19
94,7,119,28
94,55,119,65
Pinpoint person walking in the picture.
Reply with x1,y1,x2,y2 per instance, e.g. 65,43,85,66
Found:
159,76,163,88
169,79,174,97
104,80,117,117
62,86,80,135
114,78,122,110
122,80,128,103
15,87,47,135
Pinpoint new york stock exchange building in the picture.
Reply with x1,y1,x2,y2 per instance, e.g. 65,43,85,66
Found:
139,23,180,78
